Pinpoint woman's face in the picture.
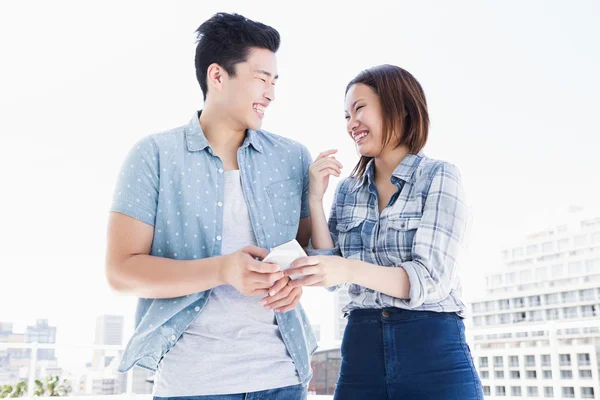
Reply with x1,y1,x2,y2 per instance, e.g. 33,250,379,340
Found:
344,83,385,158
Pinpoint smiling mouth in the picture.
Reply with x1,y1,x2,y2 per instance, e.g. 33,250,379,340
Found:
253,103,266,118
352,130,369,143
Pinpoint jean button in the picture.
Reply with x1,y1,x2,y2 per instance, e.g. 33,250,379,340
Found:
382,310,390,317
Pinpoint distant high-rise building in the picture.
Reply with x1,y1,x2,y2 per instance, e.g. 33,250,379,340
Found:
92,315,124,370
0,323,27,384
26,319,57,361
469,208,600,399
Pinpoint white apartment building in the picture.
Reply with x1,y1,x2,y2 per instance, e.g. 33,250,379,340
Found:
470,209,600,399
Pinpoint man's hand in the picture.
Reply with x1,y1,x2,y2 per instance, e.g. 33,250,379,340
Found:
219,245,284,296
260,276,303,313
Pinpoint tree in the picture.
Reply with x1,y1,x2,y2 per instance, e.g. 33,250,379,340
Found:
35,376,71,397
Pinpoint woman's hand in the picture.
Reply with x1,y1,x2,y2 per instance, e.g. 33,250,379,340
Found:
308,149,343,203
284,255,353,288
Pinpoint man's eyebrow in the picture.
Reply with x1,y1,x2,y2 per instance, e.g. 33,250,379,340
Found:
255,69,279,80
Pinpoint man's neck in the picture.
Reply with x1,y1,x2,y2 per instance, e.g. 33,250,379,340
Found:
199,105,247,153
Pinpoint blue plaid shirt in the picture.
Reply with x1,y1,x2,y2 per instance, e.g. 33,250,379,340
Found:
313,153,469,317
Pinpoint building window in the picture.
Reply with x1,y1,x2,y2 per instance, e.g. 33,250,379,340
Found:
586,258,600,274
492,274,503,286
520,269,532,282
527,244,539,256
483,386,490,396
495,386,506,396
494,356,504,368
557,238,569,251
542,241,554,252
541,354,551,367
568,262,583,275
525,355,536,367
559,354,571,366
510,370,520,379
560,370,573,379
544,386,554,398
578,353,591,366
582,305,597,318
526,370,537,379
528,295,541,307
479,357,489,368
562,291,577,303
543,370,553,379
513,297,525,308
535,267,548,281
509,356,519,368
480,370,489,379
499,299,510,310
506,271,516,284
495,370,505,379
511,386,522,396
545,293,560,305
527,386,539,397
562,387,575,398
512,248,523,258
514,312,527,323
580,289,596,301
581,387,595,399
579,369,593,379
564,306,579,319
551,264,563,278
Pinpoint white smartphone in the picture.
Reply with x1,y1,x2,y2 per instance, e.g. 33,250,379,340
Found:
262,239,308,280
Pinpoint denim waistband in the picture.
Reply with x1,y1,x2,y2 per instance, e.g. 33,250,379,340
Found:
347,307,461,322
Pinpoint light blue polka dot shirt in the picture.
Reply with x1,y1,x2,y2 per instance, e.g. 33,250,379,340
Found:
110,112,317,384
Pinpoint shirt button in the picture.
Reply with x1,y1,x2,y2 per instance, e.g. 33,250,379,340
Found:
170,335,177,341
217,201,223,207
218,168,224,173
216,235,222,241
382,311,390,317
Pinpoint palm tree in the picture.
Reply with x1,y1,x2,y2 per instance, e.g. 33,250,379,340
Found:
0,384,14,398
34,376,71,397
11,382,27,398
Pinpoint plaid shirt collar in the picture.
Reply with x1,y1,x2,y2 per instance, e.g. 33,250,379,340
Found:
351,152,425,193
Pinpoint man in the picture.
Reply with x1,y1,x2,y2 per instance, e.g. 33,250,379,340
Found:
105,12,316,399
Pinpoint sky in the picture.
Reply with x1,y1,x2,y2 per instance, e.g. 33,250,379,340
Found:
1,0,599,365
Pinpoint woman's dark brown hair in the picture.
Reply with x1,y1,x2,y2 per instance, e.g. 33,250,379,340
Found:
346,64,429,179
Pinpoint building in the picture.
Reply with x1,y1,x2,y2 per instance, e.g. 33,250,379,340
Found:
333,287,350,341
470,209,600,399
26,319,57,361
308,341,342,396
0,322,27,384
92,315,124,370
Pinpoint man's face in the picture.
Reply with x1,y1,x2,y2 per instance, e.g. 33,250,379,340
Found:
220,47,278,131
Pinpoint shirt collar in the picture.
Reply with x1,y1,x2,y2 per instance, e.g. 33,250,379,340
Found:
350,152,425,192
185,111,264,154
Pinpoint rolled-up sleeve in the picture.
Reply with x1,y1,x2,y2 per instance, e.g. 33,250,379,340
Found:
399,163,469,308
307,182,343,291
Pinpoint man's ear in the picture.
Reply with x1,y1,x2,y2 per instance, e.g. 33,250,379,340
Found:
206,63,225,91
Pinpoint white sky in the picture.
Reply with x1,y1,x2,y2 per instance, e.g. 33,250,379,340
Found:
1,0,599,365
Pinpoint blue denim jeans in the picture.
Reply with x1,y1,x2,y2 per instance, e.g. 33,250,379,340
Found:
334,308,483,400
153,384,306,400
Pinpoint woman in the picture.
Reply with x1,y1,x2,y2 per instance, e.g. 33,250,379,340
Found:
286,65,482,399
